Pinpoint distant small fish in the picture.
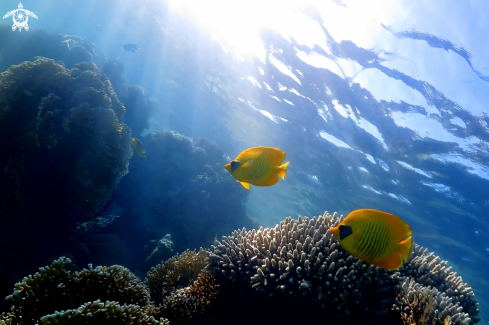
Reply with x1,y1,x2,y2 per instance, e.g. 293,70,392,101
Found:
461,256,475,263
23,90,32,96
214,234,217,242
123,44,140,52
224,146,289,190
131,138,146,158
330,209,413,270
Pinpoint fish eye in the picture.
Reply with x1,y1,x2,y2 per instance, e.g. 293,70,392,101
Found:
339,224,352,240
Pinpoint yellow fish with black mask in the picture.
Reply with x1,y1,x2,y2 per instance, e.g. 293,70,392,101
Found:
131,138,146,158
330,209,413,270
224,146,289,190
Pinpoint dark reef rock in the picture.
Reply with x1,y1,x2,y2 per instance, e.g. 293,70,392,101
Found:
83,234,133,269
0,57,131,221
0,58,131,308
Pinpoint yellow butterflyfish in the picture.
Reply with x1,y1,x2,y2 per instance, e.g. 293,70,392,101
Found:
330,209,413,270
131,138,146,158
224,146,289,190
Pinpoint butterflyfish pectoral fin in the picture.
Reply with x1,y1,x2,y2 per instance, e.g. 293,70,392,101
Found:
241,159,254,169
239,181,250,190
398,235,413,262
374,250,403,270
254,173,279,186
277,161,289,180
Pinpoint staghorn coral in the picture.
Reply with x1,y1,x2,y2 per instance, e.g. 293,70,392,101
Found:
145,248,208,306
394,278,459,325
151,270,220,324
0,57,131,221
2,257,155,325
206,211,403,318
398,245,479,325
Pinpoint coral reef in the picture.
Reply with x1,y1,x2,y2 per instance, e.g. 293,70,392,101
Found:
0,257,168,325
207,211,402,318
394,278,455,325
101,60,158,137
145,234,176,266
206,212,480,324
38,300,169,325
145,248,208,306
0,57,131,221
150,270,220,324
397,245,479,325
111,131,253,254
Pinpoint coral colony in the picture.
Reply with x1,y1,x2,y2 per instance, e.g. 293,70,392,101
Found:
1,212,479,325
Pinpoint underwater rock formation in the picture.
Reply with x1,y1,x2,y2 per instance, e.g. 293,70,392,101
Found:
0,257,169,325
101,60,158,137
0,57,131,221
112,131,253,255
0,28,157,139
145,248,208,306
144,234,175,267
75,215,119,236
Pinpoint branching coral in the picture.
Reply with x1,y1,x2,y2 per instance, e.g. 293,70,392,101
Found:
398,245,479,325
1,257,162,325
151,270,220,324
0,57,131,221
39,300,169,325
394,278,451,325
145,248,208,306
206,211,403,317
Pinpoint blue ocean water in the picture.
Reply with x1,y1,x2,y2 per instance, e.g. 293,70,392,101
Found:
1,0,488,323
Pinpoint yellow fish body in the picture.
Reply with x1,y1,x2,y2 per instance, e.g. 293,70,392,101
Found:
330,209,413,270
131,138,146,158
224,147,289,190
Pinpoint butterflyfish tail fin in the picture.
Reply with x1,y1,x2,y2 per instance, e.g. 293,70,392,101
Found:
398,235,413,262
277,161,289,180
239,181,250,190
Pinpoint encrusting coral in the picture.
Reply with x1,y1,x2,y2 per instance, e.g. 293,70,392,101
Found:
207,211,402,318
0,257,169,325
145,248,208,306
0,57,131,221
397,245,479,325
